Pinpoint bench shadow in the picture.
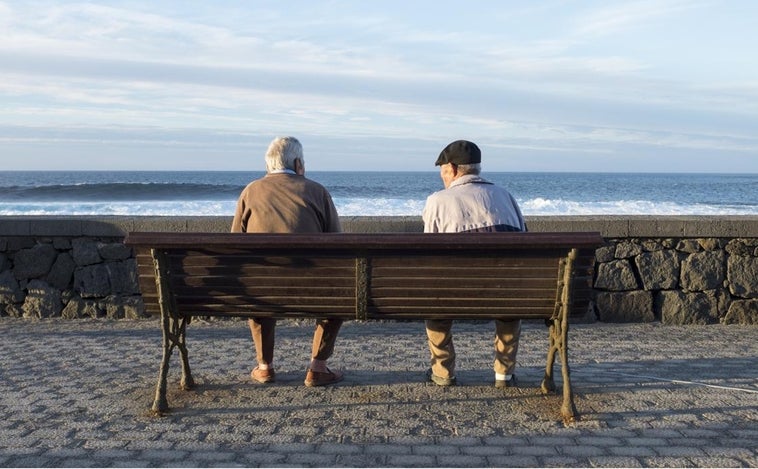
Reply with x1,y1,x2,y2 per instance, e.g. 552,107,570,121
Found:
138,355,756,428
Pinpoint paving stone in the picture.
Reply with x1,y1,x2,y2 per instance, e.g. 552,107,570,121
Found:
412,444,459,455
654,445,707,457
488,455,539,467
56,458,102,467
540,456,582,467
238,451,287,465
285,452,338,466
333,454,387,467
436,454,487,467
317,442,362,454
610,445,656,457
587,456,643,467
188,451,237,461
365,444,412,455
461,445,510,456
481,436,529,446
510,445,559,456
138,449,189,461
625,437,670,446
560,445,608,457
386,454,436,466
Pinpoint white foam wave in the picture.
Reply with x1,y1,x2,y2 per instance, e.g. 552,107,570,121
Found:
0,201,238,216
520,198,758,215
1,197,756,216
334,198,426,216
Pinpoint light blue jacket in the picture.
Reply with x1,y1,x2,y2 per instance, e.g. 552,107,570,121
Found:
422,174,526,233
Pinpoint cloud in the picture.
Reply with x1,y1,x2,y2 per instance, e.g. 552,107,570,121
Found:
571,0,707,37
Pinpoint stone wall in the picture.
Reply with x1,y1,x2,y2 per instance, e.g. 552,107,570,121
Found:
1,216,756,324
593,237,757,325
0,235,142,319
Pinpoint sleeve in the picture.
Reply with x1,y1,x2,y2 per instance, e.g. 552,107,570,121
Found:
422,194,440,233
510,193,527,232
231,187,248,233
323,191,342,233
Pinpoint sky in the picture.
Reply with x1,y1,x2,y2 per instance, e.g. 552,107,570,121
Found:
1,0,757,173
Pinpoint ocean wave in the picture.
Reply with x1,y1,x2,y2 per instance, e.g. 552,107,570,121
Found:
0,182,243,201
1,197,756,216
520,197,758,216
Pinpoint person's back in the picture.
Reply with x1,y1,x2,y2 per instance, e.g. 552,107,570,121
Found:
233,173,339,234
423,173,524,234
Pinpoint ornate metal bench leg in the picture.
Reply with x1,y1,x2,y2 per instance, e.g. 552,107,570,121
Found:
541,319,557,394
542,317,578,424
176,316,195,391
556,248,579,425
151,314,173,416
559,335,578,425
555,312,578,425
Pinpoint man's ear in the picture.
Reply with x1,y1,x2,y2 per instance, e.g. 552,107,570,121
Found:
294,158,305,175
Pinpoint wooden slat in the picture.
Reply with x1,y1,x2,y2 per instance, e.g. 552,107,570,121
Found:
369,297,555,308
181,311,355,319
171,285,354,298
366,306,555,320
370,286,557,298
173,303,355,315
173,277,354,289
169,266,355,277
371,277,556,288
173,254,355,268
371,265,560,278
176,295,354,307
370,255,563,268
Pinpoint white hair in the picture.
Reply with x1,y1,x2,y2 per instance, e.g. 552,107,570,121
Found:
265,136,303,172
456,163,481,176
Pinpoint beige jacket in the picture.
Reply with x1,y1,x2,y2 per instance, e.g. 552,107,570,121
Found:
231,173,341,233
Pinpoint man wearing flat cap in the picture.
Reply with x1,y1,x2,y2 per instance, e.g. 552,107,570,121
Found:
422,139,527,388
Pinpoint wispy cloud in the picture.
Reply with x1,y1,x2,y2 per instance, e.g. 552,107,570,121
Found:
571,0,708,37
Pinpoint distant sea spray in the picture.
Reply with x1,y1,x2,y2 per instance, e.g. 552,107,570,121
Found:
0,171,756,216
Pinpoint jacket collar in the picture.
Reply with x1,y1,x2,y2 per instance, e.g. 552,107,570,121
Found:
449,174,492,188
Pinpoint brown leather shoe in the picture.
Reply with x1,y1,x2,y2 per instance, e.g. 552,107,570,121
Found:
304,367,344,387
251,366,275,384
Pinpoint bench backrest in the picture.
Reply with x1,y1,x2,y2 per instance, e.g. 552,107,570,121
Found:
126,232,603,320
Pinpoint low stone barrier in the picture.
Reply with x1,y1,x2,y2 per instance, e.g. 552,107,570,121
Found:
594,237,757,324
0,216,756,324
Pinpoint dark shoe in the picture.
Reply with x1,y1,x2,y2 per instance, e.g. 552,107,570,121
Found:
495,375,517,388
251,366,275,384
427,368,456,386
304,367,344,387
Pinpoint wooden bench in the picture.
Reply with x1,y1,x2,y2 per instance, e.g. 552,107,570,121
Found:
125,231,603,424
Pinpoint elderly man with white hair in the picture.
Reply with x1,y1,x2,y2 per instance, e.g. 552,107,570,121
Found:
232,136,344,387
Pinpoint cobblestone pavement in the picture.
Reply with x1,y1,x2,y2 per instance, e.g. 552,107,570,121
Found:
0,318,756,468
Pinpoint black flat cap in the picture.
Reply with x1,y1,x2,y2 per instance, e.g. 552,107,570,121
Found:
435,140,481,166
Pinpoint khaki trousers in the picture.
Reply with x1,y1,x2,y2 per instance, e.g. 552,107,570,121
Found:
248,318,343,366
425,319,521,379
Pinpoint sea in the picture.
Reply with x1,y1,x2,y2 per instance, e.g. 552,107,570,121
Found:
0,171,756,217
